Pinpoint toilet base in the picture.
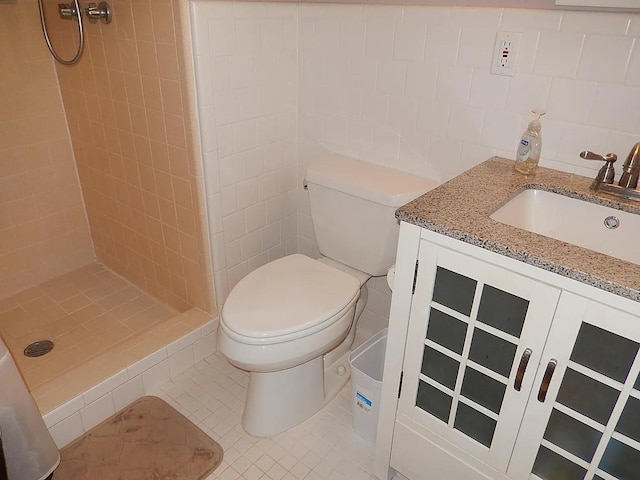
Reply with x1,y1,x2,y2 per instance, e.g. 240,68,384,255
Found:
242,356,325,437
241,336,356,438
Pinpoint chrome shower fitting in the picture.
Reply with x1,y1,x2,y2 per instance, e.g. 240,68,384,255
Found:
39,0,113,65
57,3,78,20
85,2,112,24
58,1,112,24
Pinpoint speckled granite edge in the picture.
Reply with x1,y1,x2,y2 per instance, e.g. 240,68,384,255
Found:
397,157,640,303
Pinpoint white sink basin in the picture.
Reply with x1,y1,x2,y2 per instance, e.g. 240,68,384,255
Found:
490,189,640,265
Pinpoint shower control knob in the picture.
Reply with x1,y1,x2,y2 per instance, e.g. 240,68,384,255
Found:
337,365,347,376
85,1,112,24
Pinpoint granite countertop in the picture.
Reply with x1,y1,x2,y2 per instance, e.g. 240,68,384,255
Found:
396,157,640,302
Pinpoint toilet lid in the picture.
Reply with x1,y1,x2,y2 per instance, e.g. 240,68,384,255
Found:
221,254,360,341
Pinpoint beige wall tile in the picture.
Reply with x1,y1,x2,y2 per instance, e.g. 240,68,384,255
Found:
0,0,94,300
1,0,214,316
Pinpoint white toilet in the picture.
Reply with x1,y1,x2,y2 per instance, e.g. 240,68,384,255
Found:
219,154,437,436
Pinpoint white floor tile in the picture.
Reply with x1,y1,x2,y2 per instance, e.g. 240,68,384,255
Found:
150,352,376,480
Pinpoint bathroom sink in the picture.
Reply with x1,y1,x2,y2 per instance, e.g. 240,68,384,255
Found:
490,189,640,265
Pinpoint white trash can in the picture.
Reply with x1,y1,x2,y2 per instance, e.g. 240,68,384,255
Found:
348,328,388,444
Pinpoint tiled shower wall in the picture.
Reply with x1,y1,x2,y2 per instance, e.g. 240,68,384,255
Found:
194,2,640,335
0,0,94,299
49,0,215,313
191,1,298,302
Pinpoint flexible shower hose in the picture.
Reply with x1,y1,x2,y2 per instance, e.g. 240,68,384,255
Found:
37,0,84,65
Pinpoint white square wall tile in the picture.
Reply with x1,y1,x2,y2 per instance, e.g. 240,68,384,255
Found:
560,11,631,35
393,23,426,61
364,19,395,60
457,28,496,68
235,18,261,55
447,104,484,143
435,66,473,104
588,83,640,132
625,44,640,87
218,155,244,188
214,91,240,125
43,395,85,428
142,360,171,393
577,35,634,83
222,210,247,242
500,9,562,31
225,239,242,268
49,412,84,448
449,7,501,29
468,70,510,110
194,333,218,363
363,4,403,22
505,74,552,116
83,368,129,405
80,394,116,432
127,348,168,378
229,56,256,89
405,62,438,100
388,96,419,134
546,77,596,123
556,124,610,166
210,57,231,92
533,32,584,78
361,92,390,125
416,101,450,138
208,18,237,56
112,376,145,411
402,6,450,28
167,329,203,356
424,25,460,66
203,152,221,194
481,110,523,152
169,346,196,377
338,20,366,55
376,60,408,95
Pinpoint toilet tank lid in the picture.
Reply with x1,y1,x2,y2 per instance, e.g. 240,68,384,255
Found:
305,154,439,207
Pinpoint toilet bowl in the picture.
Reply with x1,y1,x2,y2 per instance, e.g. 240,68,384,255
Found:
219,254,369,436
219,154,438,436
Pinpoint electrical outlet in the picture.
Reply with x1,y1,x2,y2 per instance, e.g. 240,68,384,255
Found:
490,31,521,77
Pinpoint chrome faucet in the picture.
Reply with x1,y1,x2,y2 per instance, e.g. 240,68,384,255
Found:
619,143,640,189
581,142,640,201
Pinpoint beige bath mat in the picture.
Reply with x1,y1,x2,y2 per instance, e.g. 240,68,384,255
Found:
55,396,223,480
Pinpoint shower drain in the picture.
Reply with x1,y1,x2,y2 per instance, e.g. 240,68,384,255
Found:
24,340,55,358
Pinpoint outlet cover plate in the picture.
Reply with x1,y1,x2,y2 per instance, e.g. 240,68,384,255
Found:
491,31,522,77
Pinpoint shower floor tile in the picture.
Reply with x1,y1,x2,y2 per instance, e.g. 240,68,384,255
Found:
0,262,177,392
152,352,377,480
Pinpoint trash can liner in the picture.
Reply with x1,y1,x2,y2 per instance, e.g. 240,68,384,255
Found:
0,338,59,480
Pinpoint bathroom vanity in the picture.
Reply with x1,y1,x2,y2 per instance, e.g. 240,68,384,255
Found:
374,158,640,480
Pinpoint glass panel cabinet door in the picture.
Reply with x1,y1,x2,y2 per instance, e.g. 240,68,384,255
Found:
508,293,640,480
396,241,560,474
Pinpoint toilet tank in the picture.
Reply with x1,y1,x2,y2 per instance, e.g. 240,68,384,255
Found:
305,155,438,276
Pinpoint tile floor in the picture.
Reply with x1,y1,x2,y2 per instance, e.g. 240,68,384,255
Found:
0,263,177,391
151,352,378,480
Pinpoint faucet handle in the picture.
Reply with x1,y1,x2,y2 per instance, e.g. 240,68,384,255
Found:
580,150,617,184
579,151,618,163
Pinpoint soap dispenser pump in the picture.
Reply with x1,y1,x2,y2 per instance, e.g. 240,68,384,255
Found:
515,109,545,175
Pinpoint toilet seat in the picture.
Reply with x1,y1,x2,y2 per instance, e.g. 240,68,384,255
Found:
221,254,361,345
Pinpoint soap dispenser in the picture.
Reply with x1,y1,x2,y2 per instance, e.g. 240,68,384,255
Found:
515,109,545,175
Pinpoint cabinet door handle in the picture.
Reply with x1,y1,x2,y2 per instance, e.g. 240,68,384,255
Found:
537,359,557,403
514,348,532,391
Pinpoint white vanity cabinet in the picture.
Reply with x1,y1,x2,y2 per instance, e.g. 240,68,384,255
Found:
375,223,640,480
